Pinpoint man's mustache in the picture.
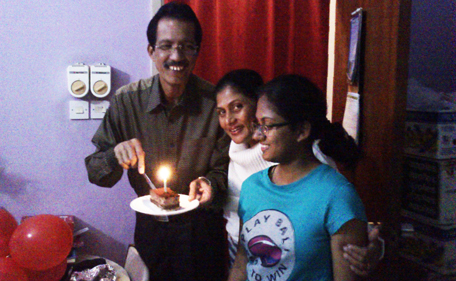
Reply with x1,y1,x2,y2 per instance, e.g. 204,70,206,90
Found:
164,61,188,68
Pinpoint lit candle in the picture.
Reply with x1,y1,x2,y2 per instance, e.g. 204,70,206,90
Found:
158,166,171,193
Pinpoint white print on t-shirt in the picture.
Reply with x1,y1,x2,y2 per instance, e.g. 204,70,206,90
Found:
241,210,295,280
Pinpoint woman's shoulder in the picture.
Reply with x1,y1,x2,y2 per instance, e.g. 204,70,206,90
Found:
309,164,353,190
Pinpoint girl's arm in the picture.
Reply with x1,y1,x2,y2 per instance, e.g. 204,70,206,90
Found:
331,218,368,281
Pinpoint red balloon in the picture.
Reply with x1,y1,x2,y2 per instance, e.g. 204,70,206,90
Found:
0,237,9,258
0,208,18,238
0,257,28,281
25,259,67,281
0,208,18,258
9,215,73,271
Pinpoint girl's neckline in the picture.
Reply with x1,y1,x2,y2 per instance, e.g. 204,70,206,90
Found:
268,165,277,181
268,163,323,186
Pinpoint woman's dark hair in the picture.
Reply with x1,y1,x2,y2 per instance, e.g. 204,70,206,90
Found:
147,1,203,47
257,74,361,167
215,69,264,101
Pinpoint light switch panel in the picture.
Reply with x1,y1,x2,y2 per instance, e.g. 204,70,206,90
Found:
69,100,89,120
67,63,90,98
90,63,111,98
90,100,110,119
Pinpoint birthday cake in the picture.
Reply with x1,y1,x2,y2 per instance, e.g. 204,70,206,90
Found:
149,188,180,210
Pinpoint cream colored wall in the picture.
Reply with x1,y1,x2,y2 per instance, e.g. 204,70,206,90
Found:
326,0,336,121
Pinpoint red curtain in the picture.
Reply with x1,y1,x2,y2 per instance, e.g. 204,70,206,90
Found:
165,0,329,92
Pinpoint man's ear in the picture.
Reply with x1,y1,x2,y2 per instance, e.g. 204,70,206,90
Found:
297,121,311,142
147,44,155,62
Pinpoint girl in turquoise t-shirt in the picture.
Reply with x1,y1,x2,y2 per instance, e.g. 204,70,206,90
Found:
228,74,368,281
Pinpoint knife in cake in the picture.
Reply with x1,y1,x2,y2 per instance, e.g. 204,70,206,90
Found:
143,172,169,222
143,173,157,190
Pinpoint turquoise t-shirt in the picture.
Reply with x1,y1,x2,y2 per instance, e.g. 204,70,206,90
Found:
238,164,367,281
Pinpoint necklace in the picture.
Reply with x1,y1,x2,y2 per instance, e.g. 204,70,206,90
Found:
269,165,277,182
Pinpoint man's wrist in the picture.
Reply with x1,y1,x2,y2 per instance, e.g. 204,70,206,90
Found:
198,176,211,186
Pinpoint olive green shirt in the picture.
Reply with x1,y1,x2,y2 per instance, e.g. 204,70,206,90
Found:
85,74,230,207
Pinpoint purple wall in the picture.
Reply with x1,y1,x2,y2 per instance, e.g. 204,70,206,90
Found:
0,0,152,264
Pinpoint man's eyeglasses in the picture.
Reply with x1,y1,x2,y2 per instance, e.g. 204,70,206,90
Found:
154,43,199,56
253,122,292,135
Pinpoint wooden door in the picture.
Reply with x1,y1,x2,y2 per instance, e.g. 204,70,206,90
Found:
331,0,429,279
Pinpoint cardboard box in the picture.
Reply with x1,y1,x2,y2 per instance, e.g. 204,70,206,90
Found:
398,218,456,275
401,155,456,226
404,110,456,159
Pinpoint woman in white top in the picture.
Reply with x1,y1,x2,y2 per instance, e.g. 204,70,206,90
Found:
215,69,382,276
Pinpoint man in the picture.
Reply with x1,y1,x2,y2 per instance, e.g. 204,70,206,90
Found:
85,2,229,280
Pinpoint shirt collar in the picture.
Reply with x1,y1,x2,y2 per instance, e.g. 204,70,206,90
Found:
146,74,201,114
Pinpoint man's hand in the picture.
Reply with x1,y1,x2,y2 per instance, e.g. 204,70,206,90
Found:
114,138,146,174
188,177,213,205
343,225,384,277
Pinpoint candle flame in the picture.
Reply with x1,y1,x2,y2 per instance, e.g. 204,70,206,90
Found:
158,166,171,181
